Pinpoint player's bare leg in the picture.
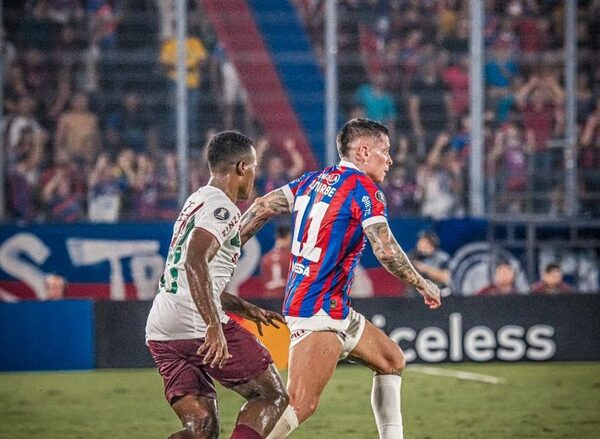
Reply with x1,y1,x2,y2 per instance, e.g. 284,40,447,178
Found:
229,364,289,438
349,319,406,439
169,394,219,439
290,331,343,421
266,331,342,439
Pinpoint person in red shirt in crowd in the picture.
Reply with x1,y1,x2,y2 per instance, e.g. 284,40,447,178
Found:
515,72,565,211
476,261,519,296
531,263,572,295
260,224,292,299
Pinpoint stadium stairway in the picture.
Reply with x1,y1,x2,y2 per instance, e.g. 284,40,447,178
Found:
201,0,324,168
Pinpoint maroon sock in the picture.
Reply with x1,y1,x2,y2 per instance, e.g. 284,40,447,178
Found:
230,423,263,439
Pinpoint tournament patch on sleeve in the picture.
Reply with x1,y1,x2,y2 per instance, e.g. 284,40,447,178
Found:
354,177,388,227
196,201,237,245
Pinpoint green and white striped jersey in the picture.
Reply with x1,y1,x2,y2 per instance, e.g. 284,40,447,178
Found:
146,186,242,341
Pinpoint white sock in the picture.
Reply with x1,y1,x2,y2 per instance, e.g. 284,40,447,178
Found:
266,404,299,439
371,374,403,439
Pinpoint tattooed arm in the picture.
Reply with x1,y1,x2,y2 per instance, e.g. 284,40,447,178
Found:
364,221,441,309
240,188,292,245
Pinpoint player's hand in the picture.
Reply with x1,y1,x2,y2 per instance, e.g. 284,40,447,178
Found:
244,305,286,337
416,278,442,309
197,323,231,368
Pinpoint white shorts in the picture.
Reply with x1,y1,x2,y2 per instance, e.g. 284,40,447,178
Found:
286,308,367,360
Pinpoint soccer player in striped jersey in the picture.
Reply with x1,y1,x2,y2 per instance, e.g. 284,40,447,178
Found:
240,119,441,439
146,131,288,439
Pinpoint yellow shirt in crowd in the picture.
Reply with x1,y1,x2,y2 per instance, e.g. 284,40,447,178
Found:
160,37,207,89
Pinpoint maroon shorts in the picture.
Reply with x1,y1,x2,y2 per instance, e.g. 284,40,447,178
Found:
147,320,273,404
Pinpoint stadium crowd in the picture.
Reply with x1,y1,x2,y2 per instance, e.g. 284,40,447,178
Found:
2,0,600,224
297,0,600,217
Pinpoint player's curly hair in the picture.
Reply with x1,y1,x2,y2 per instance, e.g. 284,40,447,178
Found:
207,131,254,170
336,118,389,159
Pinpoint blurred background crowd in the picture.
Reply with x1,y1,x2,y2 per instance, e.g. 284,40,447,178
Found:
2,0,599,224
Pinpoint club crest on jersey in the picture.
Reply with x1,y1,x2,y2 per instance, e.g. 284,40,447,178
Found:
375,190,386,205
214,207,230,221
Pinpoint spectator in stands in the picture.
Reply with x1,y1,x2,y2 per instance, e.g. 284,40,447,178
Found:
442,16,469,56
155,0,176,40
3,64,28,114
114,147,137,220
443,54,470,120
416,132,463,219
40,0,85,25
531,263,572,295
577,72,594,124
409,60,451,156
256,137,305,195
516,72,565,151
52,23,86,72
87,152,124,222
410,230,452,297
7,127,41,223
159,22,207,147
55,92,100,166
579,97,600,216
41,66,73,129
22,48,52,107
395,29,424,93
131,152,160,221
157,151,179,220
259,224,292,299
476,261,519,296
488,120,530,213
515,6,552,56
212,43,253,133
20,0,56,50
89,0,120,50
485,35,518,100
41,160,84,222
581,97,600,149
381,165,419,218
515,71,565,209
355,72,397,141
2,96,47,168
45,273,66,300
105,92,150,153
0,26,16,69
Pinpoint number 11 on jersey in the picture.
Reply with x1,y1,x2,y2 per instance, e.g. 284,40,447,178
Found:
291,195,329,263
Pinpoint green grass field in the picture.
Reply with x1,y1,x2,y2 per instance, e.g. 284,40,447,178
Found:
1,363,599,438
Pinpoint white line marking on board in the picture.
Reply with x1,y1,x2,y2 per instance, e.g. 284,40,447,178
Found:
408,365,507,385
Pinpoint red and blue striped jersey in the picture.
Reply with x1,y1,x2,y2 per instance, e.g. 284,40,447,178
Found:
280,160,388,319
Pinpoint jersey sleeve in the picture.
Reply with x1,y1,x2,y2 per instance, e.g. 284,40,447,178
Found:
352,176,388,229
280,171,317,210
195,198,237,246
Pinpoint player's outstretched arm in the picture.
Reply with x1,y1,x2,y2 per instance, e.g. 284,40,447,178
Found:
186,228,231,367
240,188,291,245
365,221,441,309
221,292,286,336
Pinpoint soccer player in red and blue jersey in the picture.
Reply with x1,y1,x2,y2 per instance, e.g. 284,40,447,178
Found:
240,119,441,439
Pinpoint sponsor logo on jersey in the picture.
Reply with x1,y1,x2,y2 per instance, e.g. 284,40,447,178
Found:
292,262,310,276
320,173,340,185
375,190,386,205
361,195,372,215
221,212,241,237
214,207,230,221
